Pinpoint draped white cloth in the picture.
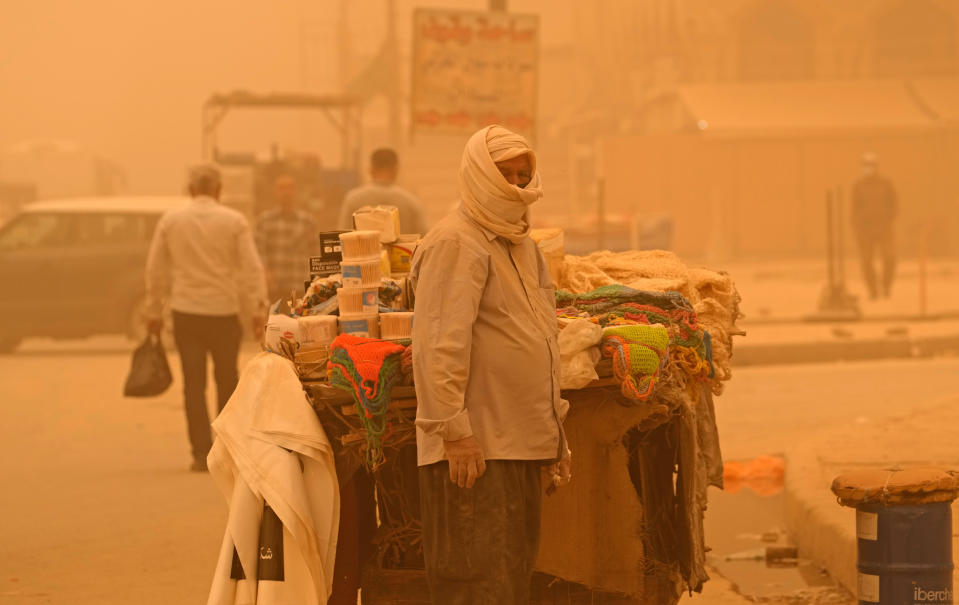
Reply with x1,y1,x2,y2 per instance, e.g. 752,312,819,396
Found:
207,352,339,605
458,125,543,244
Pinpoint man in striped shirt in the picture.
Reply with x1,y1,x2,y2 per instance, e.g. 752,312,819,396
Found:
254,173,321,305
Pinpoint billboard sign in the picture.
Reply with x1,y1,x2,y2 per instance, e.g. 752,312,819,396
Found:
411,8,539,138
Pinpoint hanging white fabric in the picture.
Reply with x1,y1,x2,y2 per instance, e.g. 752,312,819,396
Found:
207,352,339,605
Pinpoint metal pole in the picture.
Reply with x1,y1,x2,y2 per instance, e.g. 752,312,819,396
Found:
836,186,846,287
598,178,606,250
338,0,352,91
201,108,210,161
386,0,401,147
826,190,835,291
919,225,928,317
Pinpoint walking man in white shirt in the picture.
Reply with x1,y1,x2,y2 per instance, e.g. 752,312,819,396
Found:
144,164,268,472
410,126,571,603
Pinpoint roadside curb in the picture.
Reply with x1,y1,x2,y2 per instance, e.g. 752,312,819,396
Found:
782,398,959,597
782,437,857,593
735,334,959,366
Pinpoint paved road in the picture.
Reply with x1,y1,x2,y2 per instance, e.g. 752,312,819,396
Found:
2,338,957,604
690,356,959,604
715,356,959,461
0,338,251,604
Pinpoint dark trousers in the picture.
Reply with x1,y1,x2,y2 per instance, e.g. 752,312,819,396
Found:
856,227,896,298
172,311,242,462
419,460,542,605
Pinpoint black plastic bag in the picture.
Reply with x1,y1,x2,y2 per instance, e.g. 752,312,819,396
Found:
123,334,173,397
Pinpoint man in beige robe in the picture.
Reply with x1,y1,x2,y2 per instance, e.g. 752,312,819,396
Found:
410,125,571,604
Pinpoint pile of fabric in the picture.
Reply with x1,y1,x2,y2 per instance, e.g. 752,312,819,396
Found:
557,250,741,395
207,320,339,605
327,334,407,470
556,284,716,402
535,249,739,600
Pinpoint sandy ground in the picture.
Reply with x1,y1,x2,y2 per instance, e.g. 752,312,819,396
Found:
684,357,959,605
0,339,260,604
724,258,959,321
2,336,957,604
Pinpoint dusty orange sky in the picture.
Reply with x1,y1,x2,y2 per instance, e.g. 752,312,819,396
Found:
0,0,573,194
1,1,313,192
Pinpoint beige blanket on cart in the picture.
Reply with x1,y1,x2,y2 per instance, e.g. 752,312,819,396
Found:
207,352,339,605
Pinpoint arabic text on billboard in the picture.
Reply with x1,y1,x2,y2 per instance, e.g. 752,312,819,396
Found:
412,9,538,137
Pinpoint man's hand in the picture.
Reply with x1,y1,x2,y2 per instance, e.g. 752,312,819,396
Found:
444,435,486,489
147,318,164,336
546,449,572,494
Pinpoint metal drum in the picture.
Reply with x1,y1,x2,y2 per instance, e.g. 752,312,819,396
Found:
832,467,959,605
855,502,953,605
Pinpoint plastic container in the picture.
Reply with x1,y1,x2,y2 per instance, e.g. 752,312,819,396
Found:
297,315,338,351
338,286,380,314
380,311,414,340
380,249,392,278
339,230,382,259
340,256,382,287
352,206,400,243
388,235,420,274
385,274,409,311
338,312,380,338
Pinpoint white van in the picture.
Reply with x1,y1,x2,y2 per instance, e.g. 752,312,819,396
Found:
0,196,187,351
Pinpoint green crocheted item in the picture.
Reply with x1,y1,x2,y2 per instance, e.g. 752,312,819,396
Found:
556,285,714,379
601,324,670,401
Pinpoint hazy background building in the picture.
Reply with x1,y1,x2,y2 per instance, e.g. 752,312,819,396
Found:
2,0,957,258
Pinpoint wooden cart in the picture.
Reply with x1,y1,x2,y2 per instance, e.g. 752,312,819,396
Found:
302,358,716,605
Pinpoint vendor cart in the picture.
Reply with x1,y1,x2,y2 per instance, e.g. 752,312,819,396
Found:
302,357,723,605
290,245,741,604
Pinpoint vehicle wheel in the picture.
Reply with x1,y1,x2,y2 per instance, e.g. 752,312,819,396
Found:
127,299,174,349
0,335,22,354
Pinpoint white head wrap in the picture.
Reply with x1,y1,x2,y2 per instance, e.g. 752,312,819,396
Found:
459,125,543,244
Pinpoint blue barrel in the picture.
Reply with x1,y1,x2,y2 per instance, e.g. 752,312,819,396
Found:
855,501,954,605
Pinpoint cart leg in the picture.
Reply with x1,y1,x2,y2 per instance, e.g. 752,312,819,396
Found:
329,471,376,605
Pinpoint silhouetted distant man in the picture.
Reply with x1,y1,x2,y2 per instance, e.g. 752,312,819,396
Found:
851,152,898,299
145,164,267,471
338,148,428,234
255,172,320,303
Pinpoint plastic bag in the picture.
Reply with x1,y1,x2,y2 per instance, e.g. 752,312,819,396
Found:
559,319,603,390
123,334,173,397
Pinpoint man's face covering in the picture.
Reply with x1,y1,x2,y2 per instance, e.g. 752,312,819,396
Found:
495,154,533,189
459,125,543,244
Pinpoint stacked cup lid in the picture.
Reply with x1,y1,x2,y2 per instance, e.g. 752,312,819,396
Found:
339,230,381,261
338,230,383,337
339,231,382,287
381,311,414,340
338,286,380,314
338,313,379,338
